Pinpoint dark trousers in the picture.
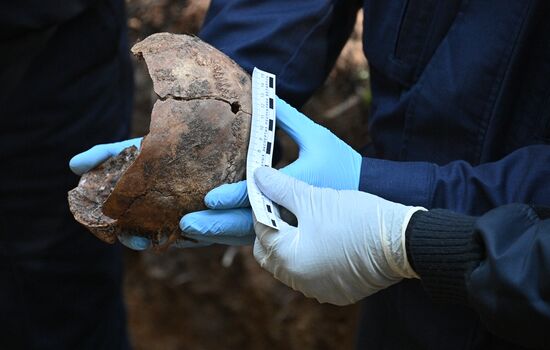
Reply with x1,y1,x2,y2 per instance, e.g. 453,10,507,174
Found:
0,199,130,350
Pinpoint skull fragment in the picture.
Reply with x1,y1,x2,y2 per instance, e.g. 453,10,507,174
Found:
68,33,251,249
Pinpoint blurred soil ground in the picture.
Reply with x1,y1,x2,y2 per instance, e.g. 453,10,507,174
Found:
124,1,371,349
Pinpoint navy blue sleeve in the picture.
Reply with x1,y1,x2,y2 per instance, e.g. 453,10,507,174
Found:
199,0,361,107
360,145,550,214
406,204,550,348
469,205,550,348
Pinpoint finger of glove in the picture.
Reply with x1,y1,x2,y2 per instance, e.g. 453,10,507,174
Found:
276,97,319,150
204,181,249,209
253,217,297,289
254,167,310,215
69,137,142,175
252,205,294,253
117,234,151,251
253,237,273,271
118,232,209,250
180,208,254,245
279,160,309,184
171,238,212,249
252,211,279,271
254,237,296,296
185,233,254,246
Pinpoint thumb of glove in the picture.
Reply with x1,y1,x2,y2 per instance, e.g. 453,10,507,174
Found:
254,167,310,215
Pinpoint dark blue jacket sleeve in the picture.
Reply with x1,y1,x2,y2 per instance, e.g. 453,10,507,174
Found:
406,204,550,349
360,145,550,215
199,0,361,107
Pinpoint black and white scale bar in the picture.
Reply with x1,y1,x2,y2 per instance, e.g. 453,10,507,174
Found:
246,68,280,230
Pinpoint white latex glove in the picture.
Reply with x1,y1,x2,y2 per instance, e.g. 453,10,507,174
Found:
252,167,425,306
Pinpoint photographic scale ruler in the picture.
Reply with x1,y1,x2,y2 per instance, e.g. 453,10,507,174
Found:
247,67,280,230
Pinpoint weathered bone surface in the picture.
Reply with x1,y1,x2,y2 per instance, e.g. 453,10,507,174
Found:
68,146,139,244
68,33,252,249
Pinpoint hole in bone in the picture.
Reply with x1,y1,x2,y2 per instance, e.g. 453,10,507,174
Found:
231,101,240,114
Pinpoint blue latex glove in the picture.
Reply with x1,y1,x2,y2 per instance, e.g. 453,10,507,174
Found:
69,137,205,250
178,97,362,246
69,137,143,175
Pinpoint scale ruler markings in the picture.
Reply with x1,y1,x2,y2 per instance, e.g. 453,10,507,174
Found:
247,68,279,229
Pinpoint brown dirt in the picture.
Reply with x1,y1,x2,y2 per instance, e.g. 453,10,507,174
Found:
125,248,359,350
124,1,370,349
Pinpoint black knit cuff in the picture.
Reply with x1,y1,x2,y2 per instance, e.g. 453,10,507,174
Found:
405,209,482,304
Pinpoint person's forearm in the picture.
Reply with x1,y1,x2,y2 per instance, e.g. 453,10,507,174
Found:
360,145,550,215
405,209,480,303
199,0,360,107
405,204,550,348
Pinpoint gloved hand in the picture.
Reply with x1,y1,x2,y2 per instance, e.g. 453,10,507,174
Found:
69,137,205,249
253,167,424,306
69,137,143,175
179,97,362,246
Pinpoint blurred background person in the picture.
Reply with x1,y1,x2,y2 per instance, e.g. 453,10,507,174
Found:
0,1,133,349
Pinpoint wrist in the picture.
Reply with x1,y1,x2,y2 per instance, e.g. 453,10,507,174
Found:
405,209,480,304
367,195,425,282
359,157,435,208
399,207,426,279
